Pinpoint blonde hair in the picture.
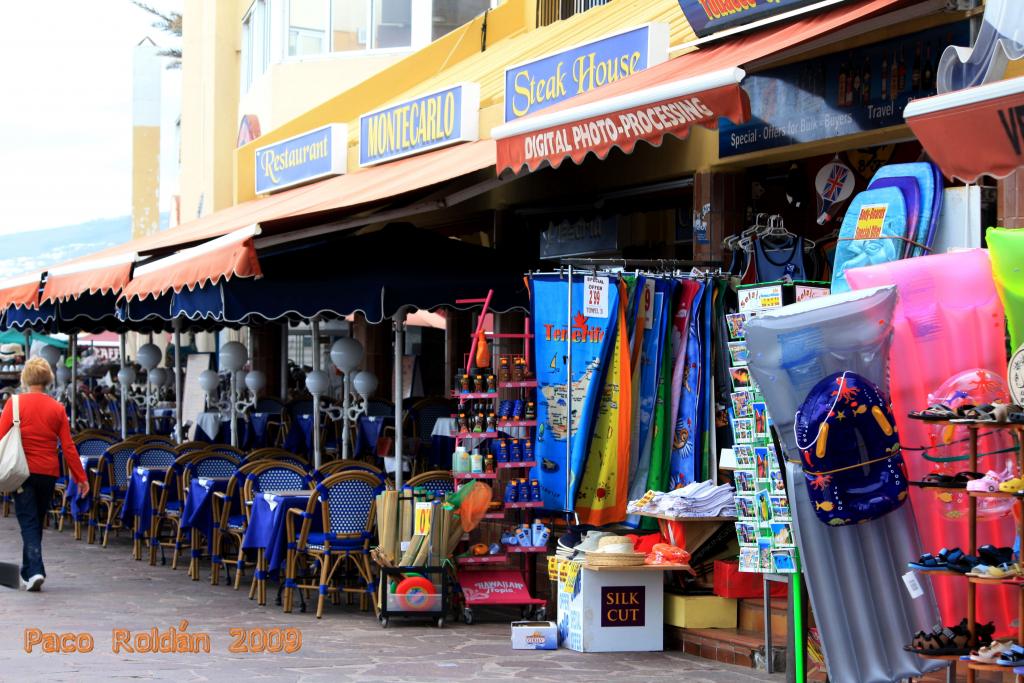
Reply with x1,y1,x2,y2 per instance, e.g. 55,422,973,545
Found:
22,357,54,388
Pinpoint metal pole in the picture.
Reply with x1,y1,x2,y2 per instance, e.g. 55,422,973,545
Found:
565,265,573,512
120,334,128,439
69,334,78,430
280,323,288,401
311,318,322,469
146,333,153,434
173,321,183,444
342,371,351,460
393,307,409,490
230,367,238,447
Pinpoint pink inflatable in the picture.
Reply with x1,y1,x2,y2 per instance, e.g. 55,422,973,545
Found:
847,249,1013,632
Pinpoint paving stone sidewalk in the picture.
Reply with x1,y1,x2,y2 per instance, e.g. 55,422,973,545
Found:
0,514,782,682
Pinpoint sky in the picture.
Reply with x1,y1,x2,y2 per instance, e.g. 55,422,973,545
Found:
0,1,181,235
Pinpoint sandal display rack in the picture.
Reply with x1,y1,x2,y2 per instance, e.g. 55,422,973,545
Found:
907,416,1024,683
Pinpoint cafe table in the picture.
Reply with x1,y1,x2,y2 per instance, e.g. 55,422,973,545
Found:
120,465,169,561
241,489,317,606
181,476,230,580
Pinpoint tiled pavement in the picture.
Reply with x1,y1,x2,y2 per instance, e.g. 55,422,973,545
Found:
0,514,782,682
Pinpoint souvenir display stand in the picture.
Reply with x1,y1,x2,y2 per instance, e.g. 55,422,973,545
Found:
907,417,1024,683
451,294,546,623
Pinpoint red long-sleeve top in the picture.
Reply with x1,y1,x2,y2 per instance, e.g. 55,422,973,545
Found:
0,393,86,484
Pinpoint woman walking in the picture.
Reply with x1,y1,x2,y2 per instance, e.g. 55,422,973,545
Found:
2,357,88,591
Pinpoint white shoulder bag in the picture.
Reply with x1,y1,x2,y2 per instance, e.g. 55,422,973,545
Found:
0,395,29,492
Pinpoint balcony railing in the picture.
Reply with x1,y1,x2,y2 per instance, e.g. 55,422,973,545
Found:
536,0,611,28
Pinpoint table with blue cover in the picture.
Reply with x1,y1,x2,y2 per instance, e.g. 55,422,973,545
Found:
181,476,230,580
120,465,168,560
240,490,317,605
65,456,99,539
355,415,393,456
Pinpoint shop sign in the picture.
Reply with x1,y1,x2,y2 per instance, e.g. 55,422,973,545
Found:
719,21,971,158
601,586,645,627
358,83,480,167
539,216,619,259
254,124,347,194
678,0,837,38
504,24,669,122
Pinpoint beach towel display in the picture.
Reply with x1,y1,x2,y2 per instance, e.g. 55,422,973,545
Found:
745,286,943,683
669,281,706,488
794,371,908,527
845,249,1014,630
830,187,908,294
530,274,620,511
576,280,632,526
987,227,1024,350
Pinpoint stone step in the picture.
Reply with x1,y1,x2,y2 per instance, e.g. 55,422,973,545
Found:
667,626,786,671
738,597,789,636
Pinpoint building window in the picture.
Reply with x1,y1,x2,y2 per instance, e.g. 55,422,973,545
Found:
241,0,269,93
432,0,492,41
371,0,412,49
288,0,326,56
331,0,369,51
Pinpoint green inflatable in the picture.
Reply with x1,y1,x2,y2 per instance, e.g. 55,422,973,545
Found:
986,227,1024,350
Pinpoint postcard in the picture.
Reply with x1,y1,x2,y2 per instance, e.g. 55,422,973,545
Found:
728,340,750,365
770,523,795,547
731,390,754,418
730,366,752,390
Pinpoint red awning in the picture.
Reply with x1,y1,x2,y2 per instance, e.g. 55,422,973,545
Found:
905,75,1024,183
41,252,136,304
0,273,42,310
493,0,905,174
119,226,262,302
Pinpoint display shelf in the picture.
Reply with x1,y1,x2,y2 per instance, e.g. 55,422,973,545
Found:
451,392,499,400
908,480,968,490
584,563,693,573
482,512,506,521
504,501,543,509
453,472,498,480
968,490,1024,499
505,546,548,554
907,567,962,576
914,653,967,661
457,554,508,565
633,511,738,523
497,420,537,428
497,461,537,469
455,431,499,439
498,380,537,389
966,660,1009,673
968,575,1018,585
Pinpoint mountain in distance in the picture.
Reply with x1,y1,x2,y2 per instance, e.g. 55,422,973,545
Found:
0,213,168,279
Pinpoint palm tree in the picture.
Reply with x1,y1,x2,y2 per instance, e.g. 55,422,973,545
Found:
130,1,182,69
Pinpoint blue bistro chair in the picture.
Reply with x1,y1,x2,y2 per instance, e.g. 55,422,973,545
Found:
209,461,266,587
174,441,210,457
213,461,313,592
88,443,137,546
149,453,199,566
284,471,383,617
246,448,311,473
406,470,455,500
205,444,246,460
315,460,387,483
64,433,118,537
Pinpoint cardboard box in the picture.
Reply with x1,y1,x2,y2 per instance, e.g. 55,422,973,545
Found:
664,594,738,629
511,621,558,650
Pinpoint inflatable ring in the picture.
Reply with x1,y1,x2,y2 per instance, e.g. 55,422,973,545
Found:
394,576,435,611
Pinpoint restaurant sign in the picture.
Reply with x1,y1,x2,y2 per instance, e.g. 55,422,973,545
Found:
359,83,480,167
678,0,837,38
504,24,669,122
254,124,347,194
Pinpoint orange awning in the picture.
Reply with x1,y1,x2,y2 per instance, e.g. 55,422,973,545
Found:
119,226,262,302
493,0,904,174
40,252,136,304
0,273,42,310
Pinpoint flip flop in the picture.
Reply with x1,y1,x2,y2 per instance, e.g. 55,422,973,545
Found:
947,551,980,574
952,404,998,423
909,552,947,570
953,471,984,483
997,643,1024,666
971,639,1016,663
978,545,1015,566
910,404,957,421
922,472,956,486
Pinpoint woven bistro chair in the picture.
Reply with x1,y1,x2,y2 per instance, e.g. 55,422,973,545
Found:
284,471,383,617
316,460,386,481
209,460,267,587
125,446,178,560
406,470,455,500
148,453,200,566
246,448,311,471
178,451,242,579
61,433,118,536
88,442,137,546
174,441,210,457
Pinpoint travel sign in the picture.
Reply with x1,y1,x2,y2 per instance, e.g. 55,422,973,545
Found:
359,83,480,166
504,24,669,122
678,0,839,38
254,123,347,194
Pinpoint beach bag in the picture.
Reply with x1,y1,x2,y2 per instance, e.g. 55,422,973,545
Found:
0,395,29,492
795,372,907,526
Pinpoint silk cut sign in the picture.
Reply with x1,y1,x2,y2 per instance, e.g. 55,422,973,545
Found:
584,276,609,318
601,586,645,627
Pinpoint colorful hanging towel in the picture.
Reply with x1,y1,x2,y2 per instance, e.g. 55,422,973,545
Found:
625,277,672,528
530,274,620,511
669,281,706,489
576,280,633,526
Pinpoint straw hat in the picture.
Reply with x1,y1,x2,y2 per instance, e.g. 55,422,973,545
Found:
595,536,637,554
584,535,645,567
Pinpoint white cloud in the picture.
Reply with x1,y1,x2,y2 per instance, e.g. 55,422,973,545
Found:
0,1,181,235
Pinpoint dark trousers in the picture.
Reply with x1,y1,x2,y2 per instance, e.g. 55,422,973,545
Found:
14,474,56,581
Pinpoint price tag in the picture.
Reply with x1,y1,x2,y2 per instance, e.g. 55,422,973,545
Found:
583,276,609,318
902,571,924,599
414,502,432,535
642,280,656,330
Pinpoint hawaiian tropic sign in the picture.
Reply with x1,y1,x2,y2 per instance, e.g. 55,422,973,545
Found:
254,124,347,194
677,0,834,38
359,83,480,166
503,24,669,122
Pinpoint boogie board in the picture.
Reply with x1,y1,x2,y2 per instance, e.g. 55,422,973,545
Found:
868,177,921,260
831,187,908,294
869,163,939,258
